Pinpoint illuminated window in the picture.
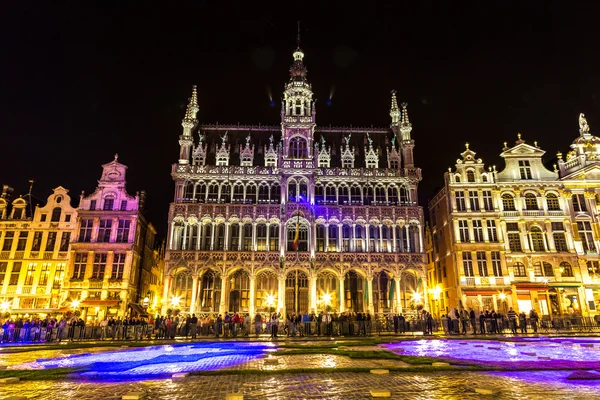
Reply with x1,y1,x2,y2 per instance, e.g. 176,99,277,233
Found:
572,194,587,212
491,252,502,276
98,220,112,243
24,263,36,285
289,137,308,158
458,220,469,242
469,191,479,211
462,252,474,277
546,194,560,211
525,193,538,210
560,262,573,277
51,207,61,222
487,220,498,242
530,226,545,252
466,170,475,182
112,254,126,280
455,192,466,211
477,252,488,276
519,160,532,179
72,253,87,279
577,221,596,252
45,232,57,251
513,262,526,277
502,194,516,211
79,219,93,242
103,198,114,210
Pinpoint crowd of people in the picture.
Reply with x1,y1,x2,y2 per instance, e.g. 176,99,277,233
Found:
440,308,541,334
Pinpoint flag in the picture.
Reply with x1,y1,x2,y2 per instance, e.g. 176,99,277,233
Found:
364,279,368,303
389,279,395,302
417,277,423,290
293,218,300,250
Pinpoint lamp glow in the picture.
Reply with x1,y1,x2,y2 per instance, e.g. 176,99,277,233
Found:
71,300,80,308
0,300,11,312
499,292,506,300
266,294,275,307
412,292,422,302
171,296,180,307
322,292,332,305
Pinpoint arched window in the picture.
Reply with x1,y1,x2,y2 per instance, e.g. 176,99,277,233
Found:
543,262,554,277
256,270,278,311
338,185,350,205
350,185,362,204
546,193,560,211
246,183,257,204
220,183,231,203
399,186,409,205
288,179,297,202
363,185,374,205
215,224,226,250
299,181,308,201
287,221,308,251
525,193,538,210
229,270,250,313
51,207,62,222
315,184,325,205
372,271,391,312
394,226,403,252
207,183,219,203
269,224,279,251
242,224,253,251
257,224,266,251
200,224,211,250
258,183,270,203
183,182,194,200
289,137,308,158
375,185,386,204
466,170,475,183
530,226,545,252
344,270,364,312
316,224,326,252
387,186,399,205
560,262,573,277
196,182,207,202
368,225,378,252
325,185,336,204
390,159,399,169
513,262,526,277
502,194,516,211
356,225,365,252
381,225,390,252
455,175,461,183
230,223,240,251
233,183,244,203
270,183,280,204
482,175,488,183
173,271,193,309
328,225,338,251
342,224,352,252
200,270,221,310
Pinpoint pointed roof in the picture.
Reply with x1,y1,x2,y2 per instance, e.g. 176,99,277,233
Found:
390,90,400,125
182,85,199,126
289,22,307,82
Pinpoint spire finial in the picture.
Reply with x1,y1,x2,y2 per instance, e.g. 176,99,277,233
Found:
465,142,469,150
114,153,119,161
518,132,521,140
183,85,199,122
401,102,411,125
390,90,400,125
297,20,301,49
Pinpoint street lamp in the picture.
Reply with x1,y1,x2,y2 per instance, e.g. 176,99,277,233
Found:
71,299,80,309
171,296,180,307
412,291,422,303
322,292,332,306
0,300,11,313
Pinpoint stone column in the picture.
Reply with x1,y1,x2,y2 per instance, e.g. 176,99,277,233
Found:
422,273,429,312
418,224,424,253
249,275,256,317
367,277,374,314
190,274,199,313
162,274,171,315
310,275,317,312
405,225,411,252
224,222,230,251
278,276,286,316
351,223,356,252
238,224,243,251
338,224,342,252
266,223,271,251
394,277,402,313
338,277,345,312
252,222,257,251
392,225,397,252
169,221,175,250
219,274,228,314
210,222,216,250
366,224,371,252
379,225,384,252
325,223,329,252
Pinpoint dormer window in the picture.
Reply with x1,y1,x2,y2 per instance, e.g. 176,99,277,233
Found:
390,159,399,169
294,99,302,116
519,160,532,179
51,207,61,222
466,170,475,182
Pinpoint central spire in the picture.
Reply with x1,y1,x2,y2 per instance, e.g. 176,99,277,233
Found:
290,21,307,80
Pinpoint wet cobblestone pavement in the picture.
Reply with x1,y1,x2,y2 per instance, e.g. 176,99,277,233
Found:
1,371,600,399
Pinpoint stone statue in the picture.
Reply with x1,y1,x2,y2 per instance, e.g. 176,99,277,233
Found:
344,134,351,146
198,132,204,143
391,135,396,148
269,134,274,144
579,113,590,134
221,132,227,145
366,133,373,148
321,135,326,146
246,133,251,144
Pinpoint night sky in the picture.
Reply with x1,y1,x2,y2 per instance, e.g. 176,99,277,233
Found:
2,2,599,240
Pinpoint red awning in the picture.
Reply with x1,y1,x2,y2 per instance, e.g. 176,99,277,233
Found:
464,291,512,296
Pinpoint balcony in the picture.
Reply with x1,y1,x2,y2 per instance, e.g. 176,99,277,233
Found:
89,280,104,289
14,252,24,259
0,251,10,259
21,286,33,294
43,252,54,260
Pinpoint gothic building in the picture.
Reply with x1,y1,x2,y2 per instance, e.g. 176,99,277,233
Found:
165,41,427,318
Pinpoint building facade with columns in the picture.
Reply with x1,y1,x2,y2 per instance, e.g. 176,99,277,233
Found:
0,185,76,316
430,118,600,318
65,156,157,319
164,42,427,318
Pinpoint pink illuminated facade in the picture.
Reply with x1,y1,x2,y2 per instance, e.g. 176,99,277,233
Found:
164,42,427,318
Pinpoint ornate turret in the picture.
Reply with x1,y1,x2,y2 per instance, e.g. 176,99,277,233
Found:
215,132,230,166
179,86,198,164
264,135,279,167
282,23,316,161
365,133,379,168
387,134,401,169
390,90,400,126
340,134,355,168
558,113,600,177
239,133,255,166
191,132,207,166
316,136,331,168
400,102,415,168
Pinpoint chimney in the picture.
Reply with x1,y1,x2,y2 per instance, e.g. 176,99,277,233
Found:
1,185,14,200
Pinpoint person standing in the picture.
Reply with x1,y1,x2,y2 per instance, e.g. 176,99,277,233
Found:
214,314,222,338
254,313,262,337
270,313,279,339
529,309,539,333
469,309,477,334
190,314,198,339
507,307,518,334
519,311,527,334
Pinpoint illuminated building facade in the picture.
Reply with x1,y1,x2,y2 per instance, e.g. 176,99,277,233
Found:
165,42,427,318
65,156,157,319
0,185,75,315
430,116,600,317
